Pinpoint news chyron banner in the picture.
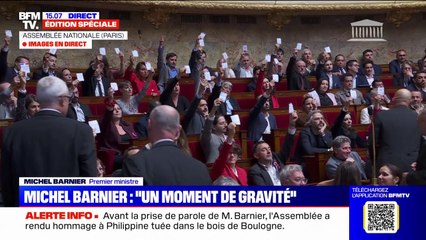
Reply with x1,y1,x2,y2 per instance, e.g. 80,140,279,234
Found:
0,177,349,239
1,178,426,239
18,11,127,49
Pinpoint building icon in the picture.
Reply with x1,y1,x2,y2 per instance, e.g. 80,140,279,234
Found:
348,19,386,42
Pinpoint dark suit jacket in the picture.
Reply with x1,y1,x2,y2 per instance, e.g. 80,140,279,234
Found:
0,49,18,84
1,110,97,206
135,115,149,139
159,77,190,114
82,66,111,96
66,102,92,123
319,72,342,89
293,127,333,165
248,95,277,142
333,66,347,75
369,106,422,172
122,141,211,185
207,84,240,116
182,95,205,135
394,74,413,88
406,141,426,185
32,69,59,81
359,63,382,76
0,49,7,82
418,58,425,72
389,59,403,85
407,84,426,100
355,74,370,88
288,72,311,91
248,153,284,186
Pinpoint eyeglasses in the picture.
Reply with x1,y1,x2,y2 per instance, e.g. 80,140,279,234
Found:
291,177,308,183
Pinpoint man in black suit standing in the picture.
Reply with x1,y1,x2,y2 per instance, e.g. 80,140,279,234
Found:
370,89,422,173
1,76,97,207
122,105,211,185
406,109,426,185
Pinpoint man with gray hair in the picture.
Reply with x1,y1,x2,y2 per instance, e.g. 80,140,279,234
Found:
280,164,307,186
123,105,211,185
1,76,97,207
326,136,367,180
370,88,422,173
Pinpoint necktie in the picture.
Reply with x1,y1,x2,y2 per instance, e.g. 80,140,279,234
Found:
97,80,103,96
300,76,305,90
340,67,344,74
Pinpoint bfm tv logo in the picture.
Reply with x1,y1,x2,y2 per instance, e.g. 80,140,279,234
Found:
19,12,41,30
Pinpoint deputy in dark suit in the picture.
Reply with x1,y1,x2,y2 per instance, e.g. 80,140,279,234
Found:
317,60,342,89
82,57,111,97
122,105,211,185
32,53,59,81
249,141,284,186
1,37,31,83
369,89,422,173
359,49,382,77
1,76,97,206
346,60,369,88
66,86,92,123
248,113,298,186
288,59,311,90
406,109,426,185
293,110,333,172
389,50,408,86
248,86,277,142
207,80,240,116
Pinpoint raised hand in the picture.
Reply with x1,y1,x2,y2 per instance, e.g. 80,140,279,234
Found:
289,111,298,127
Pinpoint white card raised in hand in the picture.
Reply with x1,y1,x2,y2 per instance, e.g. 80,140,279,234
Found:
272,74,279,82
219,92,228,102
276,38,282,45
274,58,279,65
145,62,152,71
221,62,228,69
204,71,211,81
324,46,331,53
230,114,241,125
222,52,228,60
110,82,118,91
308,90,319,100
114,48,120,54
199,39,205,47
242,45,248,52
296,43,302,50
5,30,12,37
265,54,271,62
289,103,294,113
76,73,84,81
20,64,30,74
132,50,139,57
49,48,57,55
350,89,357,99
184,65,191,74
378,87,385,96
199,32,206,39
99,47,106,55
88,120,101,134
